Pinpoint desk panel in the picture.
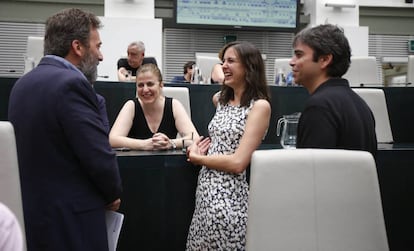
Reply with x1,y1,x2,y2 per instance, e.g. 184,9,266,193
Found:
376,144,414,251
116,151,200,251
0,77,16,122
383,88,414,142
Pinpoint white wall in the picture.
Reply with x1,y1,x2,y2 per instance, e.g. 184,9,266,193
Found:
305,0,359,26
104,0,154,18
343,26,369,57
303,0,368,56
97,17,162,81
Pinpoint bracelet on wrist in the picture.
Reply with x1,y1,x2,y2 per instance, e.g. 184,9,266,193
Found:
170,139,177,150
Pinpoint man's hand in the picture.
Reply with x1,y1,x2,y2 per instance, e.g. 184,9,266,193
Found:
106,198,121,211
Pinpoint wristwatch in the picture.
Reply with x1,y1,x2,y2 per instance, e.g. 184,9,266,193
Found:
170,140,177,150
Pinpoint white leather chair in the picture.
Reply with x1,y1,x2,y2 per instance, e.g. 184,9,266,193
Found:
343,56,380,87
0,202,24,251
0,121,26,250
162,86,191,118
195,53,221,84
246,149,389,251
24,36,44,74
353,88,394,143
406,55,414,85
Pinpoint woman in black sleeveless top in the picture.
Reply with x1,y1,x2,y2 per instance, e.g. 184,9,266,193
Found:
109,64,199,151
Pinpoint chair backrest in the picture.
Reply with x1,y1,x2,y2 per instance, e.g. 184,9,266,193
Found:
352,88,393,143
162,86,191,118
195,53,221,83
246,149,389,251
343,56,380,87
142,57,158,66
24,36,44,74
0,121,26,250
407,55,414,85
118,56,157,65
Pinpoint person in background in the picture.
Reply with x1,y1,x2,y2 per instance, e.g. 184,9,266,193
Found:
209,63,225,84
290,24,377,156
185,41,271,250
210,49,226,107
170,61,195,83
0,202,24,251
8,8,122,251
117,41,157,82
109,63,199,150
210,63,225,106
210,48,225,85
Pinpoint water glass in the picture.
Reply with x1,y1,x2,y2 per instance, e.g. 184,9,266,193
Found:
180,132,194,152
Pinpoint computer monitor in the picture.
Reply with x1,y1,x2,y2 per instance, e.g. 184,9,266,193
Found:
24,36,44,74
195,53,221,83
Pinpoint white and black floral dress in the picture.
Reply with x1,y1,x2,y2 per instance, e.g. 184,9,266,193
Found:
186,101,253,251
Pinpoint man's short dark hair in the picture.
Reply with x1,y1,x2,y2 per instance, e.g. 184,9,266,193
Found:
293,24,351,77
44,8,101,58
183,61,196,74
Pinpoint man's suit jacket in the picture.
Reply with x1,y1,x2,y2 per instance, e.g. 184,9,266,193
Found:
8,56,122,251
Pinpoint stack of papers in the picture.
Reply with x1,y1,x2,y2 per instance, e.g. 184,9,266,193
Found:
105,211,124,251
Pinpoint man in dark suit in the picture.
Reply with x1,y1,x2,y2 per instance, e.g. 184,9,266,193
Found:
8,8,122,251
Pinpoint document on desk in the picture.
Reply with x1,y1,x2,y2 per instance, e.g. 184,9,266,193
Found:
105,211,124,251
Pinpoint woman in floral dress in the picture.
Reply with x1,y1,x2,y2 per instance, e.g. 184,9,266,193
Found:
186,41,271,250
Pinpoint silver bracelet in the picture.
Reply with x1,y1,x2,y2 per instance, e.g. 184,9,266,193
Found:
170,139,177,150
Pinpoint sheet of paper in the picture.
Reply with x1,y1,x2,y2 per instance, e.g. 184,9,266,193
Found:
105,211,124,251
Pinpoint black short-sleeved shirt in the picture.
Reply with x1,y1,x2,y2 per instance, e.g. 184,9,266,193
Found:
296,78,377,157
117,57,158,77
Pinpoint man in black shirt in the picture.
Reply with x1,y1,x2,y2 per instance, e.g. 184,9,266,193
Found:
290,24,377,157
117,41,157,81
